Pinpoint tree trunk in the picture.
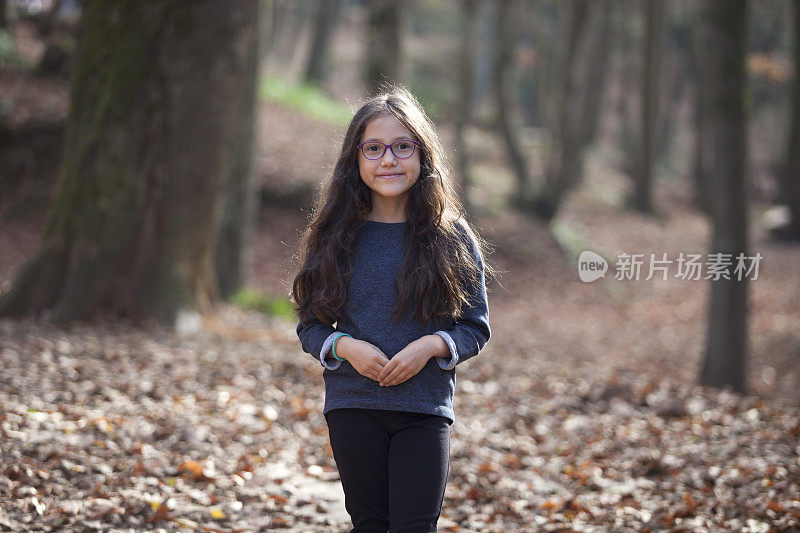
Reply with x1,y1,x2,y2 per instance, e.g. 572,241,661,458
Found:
576,0,613,150
630,0,664,213
534,1,559,136
472,0,497,116
784,0,800,239
266,0,287,61
656,14,688,176
555,0,613,197
259,0,274,65
699,0,748,393
455,0,478,217
689,2,712,214
494,0,533,208
303,0,340,86
532,0,589,220
216,2,264,302
517,1,541,128
0,0,260,328
271,0,312,67
618,0,641,178
365,0,403,95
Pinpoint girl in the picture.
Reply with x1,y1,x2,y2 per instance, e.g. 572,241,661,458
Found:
292,86,492,533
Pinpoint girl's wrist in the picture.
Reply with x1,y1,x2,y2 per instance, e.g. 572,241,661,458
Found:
424,334,449,359
334,334,353,360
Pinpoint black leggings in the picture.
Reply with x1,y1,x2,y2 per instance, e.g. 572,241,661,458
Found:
324,408,452,533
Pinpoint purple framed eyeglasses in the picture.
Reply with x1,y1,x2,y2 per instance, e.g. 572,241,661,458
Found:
357,139,420,160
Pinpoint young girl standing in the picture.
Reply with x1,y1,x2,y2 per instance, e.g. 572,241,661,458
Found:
292,87,492,533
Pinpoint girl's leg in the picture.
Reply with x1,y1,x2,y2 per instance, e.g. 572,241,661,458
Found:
325,408,391,532
386,413,451,532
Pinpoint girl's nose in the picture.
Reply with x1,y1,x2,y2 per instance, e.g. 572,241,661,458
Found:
380,149,397,165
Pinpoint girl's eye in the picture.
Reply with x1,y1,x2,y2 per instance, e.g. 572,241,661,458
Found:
365,144,381,152
395,142,410,150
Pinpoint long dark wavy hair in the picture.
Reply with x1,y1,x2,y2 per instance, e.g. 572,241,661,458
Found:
291,86,494,328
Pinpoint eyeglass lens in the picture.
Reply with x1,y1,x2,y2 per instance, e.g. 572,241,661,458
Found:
361,141,416,160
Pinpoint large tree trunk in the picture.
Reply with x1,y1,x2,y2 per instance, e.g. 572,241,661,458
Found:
630,0,664,213
455,0,479,217
303,0,340,86
364,0,403,95
784,0,800,239
215,2,264,302
699,0,749,393
0,0,259,328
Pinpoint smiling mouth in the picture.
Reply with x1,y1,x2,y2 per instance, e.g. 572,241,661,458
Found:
377,173,403,178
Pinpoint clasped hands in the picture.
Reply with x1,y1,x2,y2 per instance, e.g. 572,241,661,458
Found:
334,334,449,387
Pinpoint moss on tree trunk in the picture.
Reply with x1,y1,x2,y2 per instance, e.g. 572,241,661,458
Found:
0,0,259,327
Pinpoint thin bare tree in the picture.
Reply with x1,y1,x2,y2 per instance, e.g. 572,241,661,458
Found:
783,0,800,239
304,0,341,86
364,0,404,95
630,0,664,213
455,0,480,216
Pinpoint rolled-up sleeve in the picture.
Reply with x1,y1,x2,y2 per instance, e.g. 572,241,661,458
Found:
434,224,491,370
296,319,343,370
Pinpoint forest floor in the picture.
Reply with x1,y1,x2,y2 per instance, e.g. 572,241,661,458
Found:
2,53,800,531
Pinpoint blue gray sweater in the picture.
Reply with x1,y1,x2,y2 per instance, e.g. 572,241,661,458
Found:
296,219,491,425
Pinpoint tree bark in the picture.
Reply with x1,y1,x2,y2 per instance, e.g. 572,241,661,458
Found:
215,1,264,302
472,0,497,115
532,0,589,220
784,0,800,239
699,0,749,393
365,0,403,95
0,0,8,28
517,1,542,128
259,0,274,64
576,0,613,150
303,0,340,86
655,15,688,177
534,1,560,137
0,0,260,327
455,0,479,217
689,2,712,214
271,0,312,67
630,0,664,213
618,0,641,178
494,0,533,208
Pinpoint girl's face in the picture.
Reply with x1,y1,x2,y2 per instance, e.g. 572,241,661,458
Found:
358,115,421,214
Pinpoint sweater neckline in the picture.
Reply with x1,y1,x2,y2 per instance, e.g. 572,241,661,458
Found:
363,219,408,225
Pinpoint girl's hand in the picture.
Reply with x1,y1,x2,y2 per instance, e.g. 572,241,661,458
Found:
335,336,390,381
377,335,447,387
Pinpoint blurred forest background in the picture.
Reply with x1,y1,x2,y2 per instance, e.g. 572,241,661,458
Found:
0,0,799,531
